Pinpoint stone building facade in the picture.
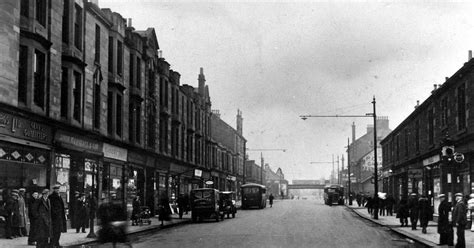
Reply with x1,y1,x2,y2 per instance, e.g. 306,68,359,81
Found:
0,0,245,222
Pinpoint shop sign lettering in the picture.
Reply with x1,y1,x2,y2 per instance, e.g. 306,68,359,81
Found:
56,131,101,152
103,143,127,161
0,112,51,143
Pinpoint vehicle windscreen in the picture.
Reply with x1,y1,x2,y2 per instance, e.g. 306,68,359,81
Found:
193,190,213,200
242,187,260,195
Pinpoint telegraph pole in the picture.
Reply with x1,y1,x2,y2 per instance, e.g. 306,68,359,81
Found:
347,137,352,205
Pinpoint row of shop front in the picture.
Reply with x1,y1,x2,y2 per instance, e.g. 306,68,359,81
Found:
382,151,474,216
0,109,241,219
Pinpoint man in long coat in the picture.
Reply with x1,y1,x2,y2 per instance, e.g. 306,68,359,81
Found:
36,189,52,248
408,193,419,230
74,193,87,233
49,185,66,248
10,190,22,237
27,191,40,245
452,193,467,248
437,194,453,246
18,188,28,237
418,195,432,234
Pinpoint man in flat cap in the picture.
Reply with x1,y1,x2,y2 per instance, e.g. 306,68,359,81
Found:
452,192,467,248
49,185,66,248
437,194,453,246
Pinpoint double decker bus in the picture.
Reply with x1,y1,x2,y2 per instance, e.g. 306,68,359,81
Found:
323,184,344,206
241,183,266,209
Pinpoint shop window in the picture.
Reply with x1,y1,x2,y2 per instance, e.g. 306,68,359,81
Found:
33,49,46,109
74,3,82,50
18,45,28,105
62,0,69,44
35,0,47,27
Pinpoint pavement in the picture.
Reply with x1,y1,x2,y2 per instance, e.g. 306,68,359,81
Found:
1,200,244,248
346,204,474,248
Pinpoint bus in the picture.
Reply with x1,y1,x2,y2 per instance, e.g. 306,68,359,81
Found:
241,183,267,209
323,184,344,206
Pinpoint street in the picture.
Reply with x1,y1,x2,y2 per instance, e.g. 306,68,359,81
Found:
123,200,424,248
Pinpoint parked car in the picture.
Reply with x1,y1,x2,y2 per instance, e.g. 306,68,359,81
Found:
219,191,237,219
190,188,222,222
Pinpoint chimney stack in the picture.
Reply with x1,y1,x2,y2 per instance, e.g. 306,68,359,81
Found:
91,0,99,5
198,67,206,96
351,122,356,143
415,100,420,109
127,18,132,28
236,109,243,135
469,50,473,61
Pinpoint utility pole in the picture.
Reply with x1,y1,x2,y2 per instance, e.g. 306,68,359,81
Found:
337,155,340,184
332,154,335,184
300,96,379,219
341,154,345,185
347,137,352,205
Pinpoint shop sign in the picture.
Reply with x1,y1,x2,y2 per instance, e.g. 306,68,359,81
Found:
128,151,147,165
103,143,127,161
55,131,101,153
194,169,202,177
423,154,440,166
226,175,236,181
0,112,52,143
408,169,423,178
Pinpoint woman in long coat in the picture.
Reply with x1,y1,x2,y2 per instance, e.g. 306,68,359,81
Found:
35,189,52,248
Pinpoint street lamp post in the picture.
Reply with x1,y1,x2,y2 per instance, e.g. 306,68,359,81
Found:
300,96,379,219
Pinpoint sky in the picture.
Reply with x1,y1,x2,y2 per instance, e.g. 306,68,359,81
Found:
100,0,474,182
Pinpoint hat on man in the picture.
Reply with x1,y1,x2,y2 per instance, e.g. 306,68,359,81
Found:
42,188,49,194
52,184,61,189
11,191,19,197
74,191,80,195
11,189,19,194
438,194,446,198
410,193,417,196
455,193,463,197
19,188,26,192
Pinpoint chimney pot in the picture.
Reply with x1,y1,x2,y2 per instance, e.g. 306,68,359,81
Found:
469,50,473,61
127,18,132,27
434,84,437,90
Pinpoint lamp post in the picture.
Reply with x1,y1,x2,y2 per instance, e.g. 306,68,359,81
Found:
300,96,379,219
246,148,286,185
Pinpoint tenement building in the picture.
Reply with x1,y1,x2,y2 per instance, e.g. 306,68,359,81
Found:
381,52,474,215
0,0,245,222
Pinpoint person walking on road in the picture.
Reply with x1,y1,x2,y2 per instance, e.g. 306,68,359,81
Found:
176,194,186,219
408,193,419,230
437,194,454,246
49,185,66,248
418,195,432,234
453,192,467,248
269,194,274,208
396,198,409,227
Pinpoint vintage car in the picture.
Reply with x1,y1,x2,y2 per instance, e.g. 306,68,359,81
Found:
190,188,222,222
219,191,237,219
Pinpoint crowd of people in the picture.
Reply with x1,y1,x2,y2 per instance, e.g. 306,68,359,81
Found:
356,191,472,248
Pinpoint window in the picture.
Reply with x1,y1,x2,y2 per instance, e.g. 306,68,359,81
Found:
148,70,155,97
35,0,46,26
108,37,113,73
136,57,141,89
415,120,420,152
107,91,113,134
116,94,122,137
457,84,466,130
147,104,156,148
404,129,409,157
93,82,101,129
428,108,434,144
74,4,82,50
135,104,141,143
441,97,448,127
95,25,101,63
396,135,399,160
129,102,136,143
129,54,134,87
21,0,29,17
33,50,46,109
60,67,68,118
72,71,82,122
18,46,28,104
62,0,69,43
117,40,123,75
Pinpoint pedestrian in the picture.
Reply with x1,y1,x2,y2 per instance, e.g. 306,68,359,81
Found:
74,193,87,233
269,193,274,207
396,198,409,227
437,194,454,246
183,193,190,215
158,193,171,225
379,194,386,216
356,193,361,207
453,192,467,248
131,196,141,225
27,191,40,246
70,191,80,229
18,188,28,237
86,191,97,233
35,189,52,248
49,184,66,248
10,190,23,237
97,198,129,247
176,194,185,219
365,196,373,214
418,195,432,234
408,193,419,230
386,195,395,216
468,193,474,232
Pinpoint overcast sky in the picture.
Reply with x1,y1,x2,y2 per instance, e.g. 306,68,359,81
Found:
100,0,474,182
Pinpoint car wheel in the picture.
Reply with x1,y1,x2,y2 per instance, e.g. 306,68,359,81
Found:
232,212,235,218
